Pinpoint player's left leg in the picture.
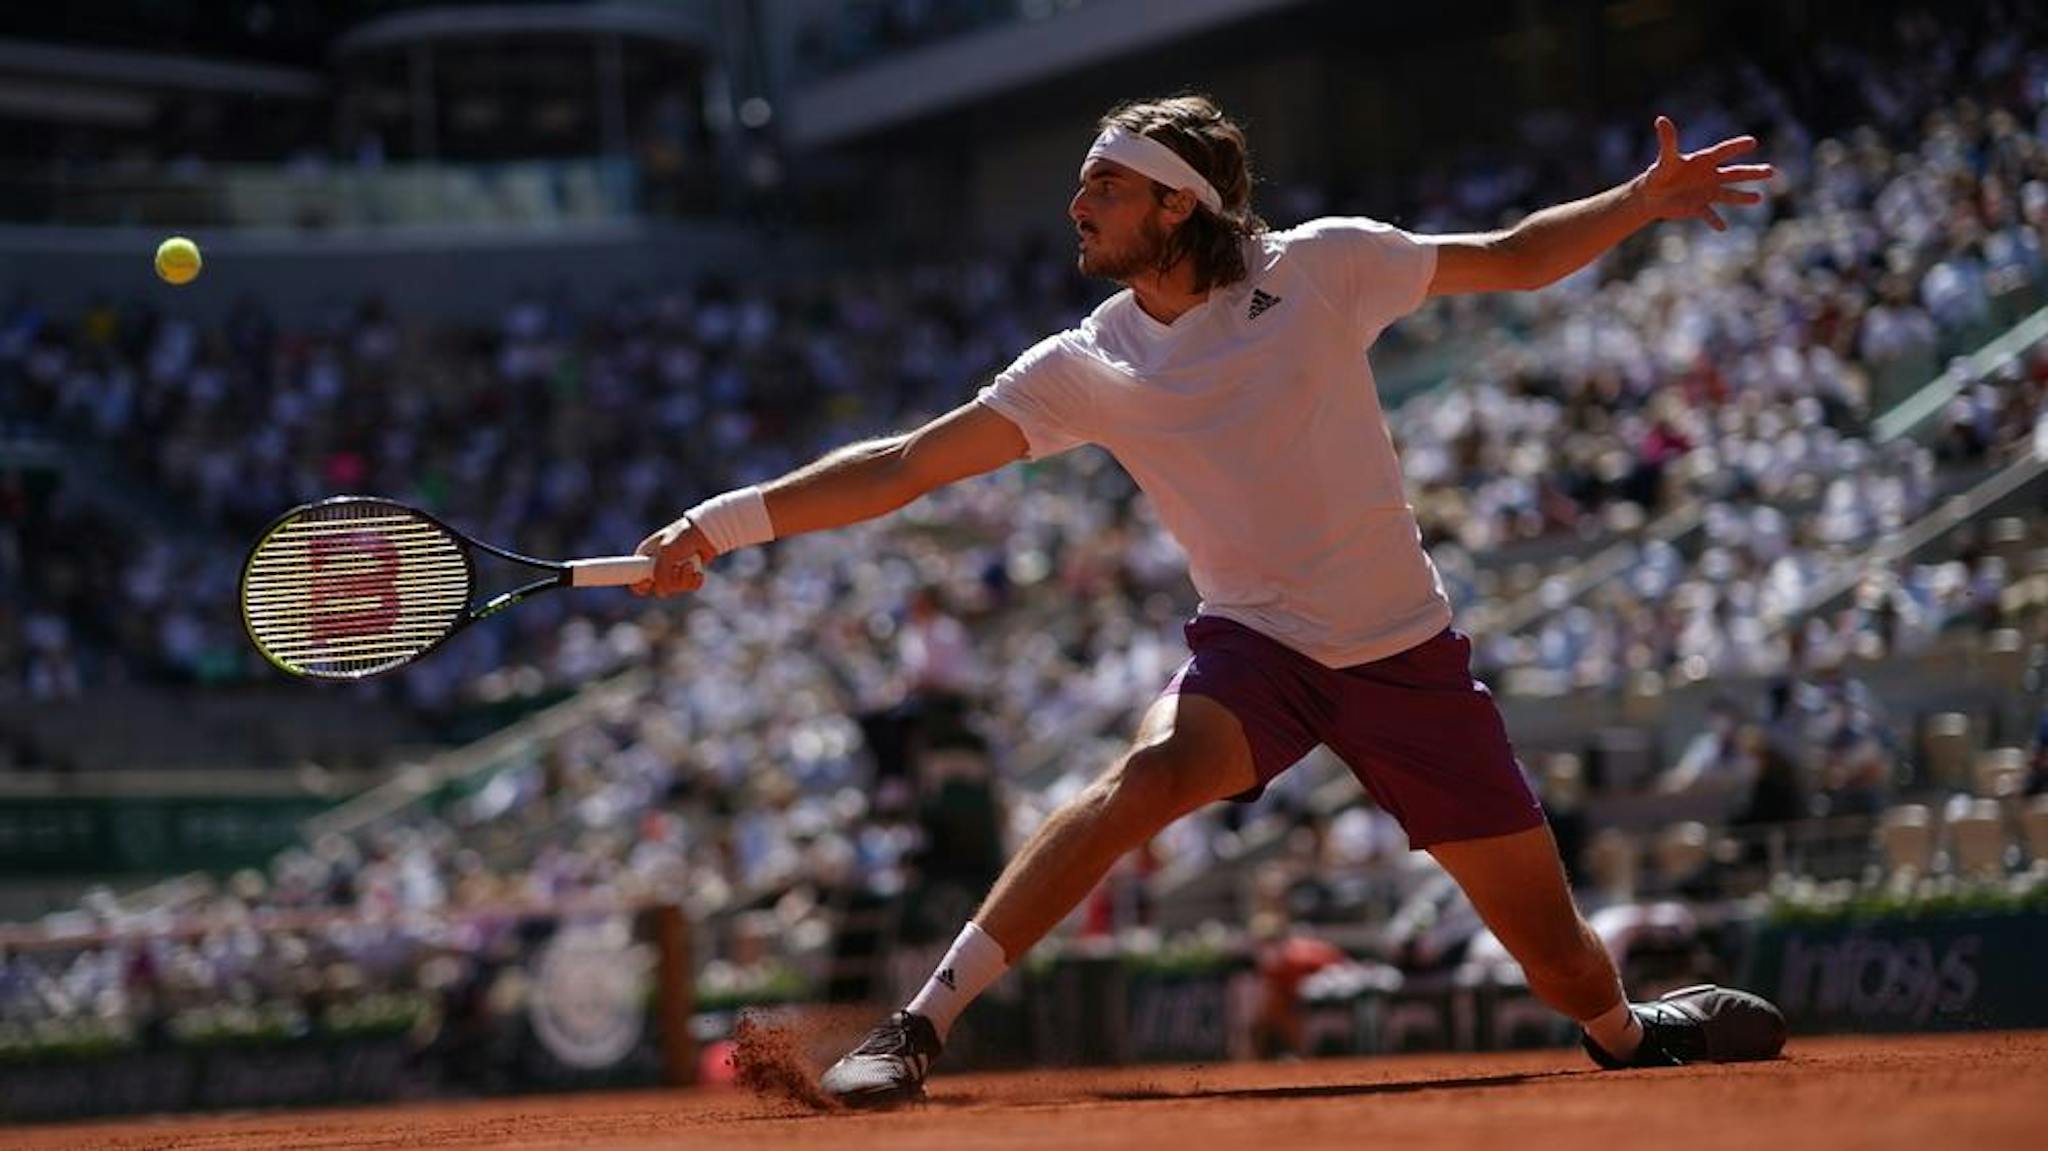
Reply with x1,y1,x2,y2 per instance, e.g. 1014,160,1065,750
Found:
1310,627,1785,1068
1430,822,1786,1067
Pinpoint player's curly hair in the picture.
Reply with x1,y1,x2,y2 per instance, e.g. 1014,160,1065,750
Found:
1098,93,1268,292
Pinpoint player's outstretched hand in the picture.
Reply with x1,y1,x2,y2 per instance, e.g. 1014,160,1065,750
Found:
1639,114,1777,232
633,516,714,598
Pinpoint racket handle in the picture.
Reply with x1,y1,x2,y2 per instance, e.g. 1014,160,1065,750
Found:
565,554,694,587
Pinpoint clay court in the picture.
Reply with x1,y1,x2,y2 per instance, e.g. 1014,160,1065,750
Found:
12,1031,2045,1151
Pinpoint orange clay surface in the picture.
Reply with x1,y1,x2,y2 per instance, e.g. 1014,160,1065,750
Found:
10,1031,2045,1151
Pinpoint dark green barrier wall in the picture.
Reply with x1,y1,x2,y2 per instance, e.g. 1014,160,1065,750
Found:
0,797,330,874
1743,911,2048,1033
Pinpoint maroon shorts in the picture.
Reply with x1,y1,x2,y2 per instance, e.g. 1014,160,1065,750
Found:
1162,616,1544,848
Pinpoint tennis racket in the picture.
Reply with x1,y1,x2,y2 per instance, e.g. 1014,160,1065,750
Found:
240,495,695,681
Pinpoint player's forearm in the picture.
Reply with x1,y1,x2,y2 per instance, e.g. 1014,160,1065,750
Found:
1497,174,1654,290
758,435,921,538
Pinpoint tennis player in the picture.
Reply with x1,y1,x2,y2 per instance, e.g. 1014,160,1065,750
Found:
635,94,1786,1107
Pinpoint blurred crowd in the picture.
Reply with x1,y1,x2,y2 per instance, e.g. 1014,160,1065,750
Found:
8,12,2046,714
1411,24,2048,688
0,243,1144,704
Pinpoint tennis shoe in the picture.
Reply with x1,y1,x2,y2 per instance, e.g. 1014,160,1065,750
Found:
1583,984,1787,1069
820,1010,942,1109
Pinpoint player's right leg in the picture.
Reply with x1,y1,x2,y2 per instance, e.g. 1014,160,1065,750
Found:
819,692,1260,1108
1430,823,1786,1067
1308,626,1784,1068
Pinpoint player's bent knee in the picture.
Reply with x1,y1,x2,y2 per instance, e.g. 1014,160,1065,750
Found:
1097,750,1178,822
1108,741,1232,820
1093,749,1190,830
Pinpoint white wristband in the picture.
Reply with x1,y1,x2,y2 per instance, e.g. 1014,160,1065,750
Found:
685,486,775,555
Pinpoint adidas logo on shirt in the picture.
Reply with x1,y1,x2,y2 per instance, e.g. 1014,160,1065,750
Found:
1247,288,1282,319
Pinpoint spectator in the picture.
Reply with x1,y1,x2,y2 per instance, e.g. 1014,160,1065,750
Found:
1734,723,1813,827
1655,695,1757,799
1248,911,1346,1060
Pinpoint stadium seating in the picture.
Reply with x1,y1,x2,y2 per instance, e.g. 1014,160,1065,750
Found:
1650,821,1711,891
2024,795,2048,866
1876,804,1935,878
1584,829,1642,903
1979,628,2028,695
1923,712,1976,793
1974,747,2028,798
1944,797,2009,877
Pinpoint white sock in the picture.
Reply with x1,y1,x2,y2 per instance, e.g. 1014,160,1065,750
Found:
905,921,1009,1041
1583,998,1644,1061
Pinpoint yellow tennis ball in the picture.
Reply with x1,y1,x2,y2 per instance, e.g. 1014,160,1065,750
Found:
155,236,202,285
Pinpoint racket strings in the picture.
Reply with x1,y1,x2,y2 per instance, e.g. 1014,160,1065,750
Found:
242,503,471,679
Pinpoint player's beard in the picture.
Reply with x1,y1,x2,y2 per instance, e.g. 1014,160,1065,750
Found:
1078,208,1172,282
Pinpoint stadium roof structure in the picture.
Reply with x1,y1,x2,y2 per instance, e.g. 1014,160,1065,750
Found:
0,36,321,97
333,1,721,57
781,0,1308,150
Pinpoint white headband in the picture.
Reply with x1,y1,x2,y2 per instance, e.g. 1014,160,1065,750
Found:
1082,126,1224,215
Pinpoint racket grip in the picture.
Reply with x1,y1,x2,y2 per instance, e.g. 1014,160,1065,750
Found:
565,554,693,587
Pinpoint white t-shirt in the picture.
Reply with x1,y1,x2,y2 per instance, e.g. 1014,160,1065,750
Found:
977,217,1448,668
